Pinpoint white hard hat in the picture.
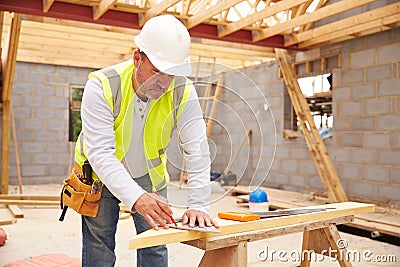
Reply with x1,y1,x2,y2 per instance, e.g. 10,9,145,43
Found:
134,14,192,76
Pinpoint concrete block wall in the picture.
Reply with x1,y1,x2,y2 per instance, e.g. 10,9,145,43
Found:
211,28,400,205
6,62,94,185
210,63,284,190
326,27,400,204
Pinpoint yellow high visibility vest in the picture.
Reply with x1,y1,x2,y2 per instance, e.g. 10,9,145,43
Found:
74,60,191,191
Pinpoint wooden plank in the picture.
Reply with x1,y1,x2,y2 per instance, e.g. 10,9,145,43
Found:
139,0,181,26
253,0,377,42
300,229,311,267
0,207,17,225
199,241,247,267
0,12,4,40
10,105,23,194
0,200,59,206
185,216,353,251
323,225,353,267
7,204,24,218
234,185,400,238
298,13,400,48
186,0,243,29
206,76,224,138
303,21,400,49
43,0,55,13
128,202,374,250
349,217,400,238
93,0,116,20
302,0,328,32
1,13,22,195
218,0,309,37
1,100,11,195
287,2,400,46
0,195,59,201
1,13,22,102
12,18,133,45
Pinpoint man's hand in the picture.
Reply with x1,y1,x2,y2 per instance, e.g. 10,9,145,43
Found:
133,192,173,230
182,210,219,228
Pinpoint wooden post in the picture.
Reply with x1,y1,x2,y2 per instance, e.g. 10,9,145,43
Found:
199,241,247,267
1,13,22,194
11,103,23,193
275,48,348,203
301,224,353,267
206,76,224,138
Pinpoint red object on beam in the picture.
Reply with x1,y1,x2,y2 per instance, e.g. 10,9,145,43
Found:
0,0,297,49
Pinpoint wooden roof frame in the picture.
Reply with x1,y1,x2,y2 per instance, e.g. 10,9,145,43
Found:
0,0,288,49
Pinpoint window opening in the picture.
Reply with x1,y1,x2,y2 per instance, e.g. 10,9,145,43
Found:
69,86,84,142
298,73,333,138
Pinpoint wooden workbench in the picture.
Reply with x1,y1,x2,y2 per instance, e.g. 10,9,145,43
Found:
129,202,374,266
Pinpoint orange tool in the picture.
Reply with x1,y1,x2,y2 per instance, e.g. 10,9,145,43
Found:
218,212,261,222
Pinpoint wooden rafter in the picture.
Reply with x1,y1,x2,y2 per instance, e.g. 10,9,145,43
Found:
93,0,117,20
291,0,313,34
181,0,193,16
309,20,400,49
186,0,243,29
43,0,55,13
1,12,22,195
287,2,400,47
189,0,211,16
0,0,397,50
139,0,181,26
6,17,274,70
302,0,327,32
0,12,3,42
253,0,377,42
219,0,308,37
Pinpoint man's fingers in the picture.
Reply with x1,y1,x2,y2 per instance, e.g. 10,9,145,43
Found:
204,217,212,227
210,217,220,228
182,210,220,228
156,207,173,225
189,214,197,227
182,214,189,225
144,214,159,230
157,200,173,217
197,216,205,227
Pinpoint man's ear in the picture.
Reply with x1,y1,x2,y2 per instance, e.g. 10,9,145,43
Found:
133,50,141,67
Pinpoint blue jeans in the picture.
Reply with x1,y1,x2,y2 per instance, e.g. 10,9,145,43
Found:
82,174,168,267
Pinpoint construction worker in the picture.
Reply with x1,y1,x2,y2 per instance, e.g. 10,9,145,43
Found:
75,14,218,266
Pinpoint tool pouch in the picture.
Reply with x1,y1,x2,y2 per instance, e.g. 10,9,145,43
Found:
59,169,103,220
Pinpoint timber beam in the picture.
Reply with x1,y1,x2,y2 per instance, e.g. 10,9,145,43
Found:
0,0,292,49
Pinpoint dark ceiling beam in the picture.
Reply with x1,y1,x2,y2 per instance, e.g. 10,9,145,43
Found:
0,0,296,49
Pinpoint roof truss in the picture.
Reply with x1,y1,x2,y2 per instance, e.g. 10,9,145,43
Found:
0,0,399,70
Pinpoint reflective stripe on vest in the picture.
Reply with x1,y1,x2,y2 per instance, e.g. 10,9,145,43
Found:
74,60,191,191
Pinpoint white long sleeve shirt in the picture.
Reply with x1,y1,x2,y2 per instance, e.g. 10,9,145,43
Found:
80,77,211,213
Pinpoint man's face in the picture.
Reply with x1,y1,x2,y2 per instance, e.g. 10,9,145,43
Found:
134,51,174,100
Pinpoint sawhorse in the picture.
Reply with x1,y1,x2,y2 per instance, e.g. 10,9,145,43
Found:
184,216,354,267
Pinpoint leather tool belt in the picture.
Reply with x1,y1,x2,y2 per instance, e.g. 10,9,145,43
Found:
59,162,103,221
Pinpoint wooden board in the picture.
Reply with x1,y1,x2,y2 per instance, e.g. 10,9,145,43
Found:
233,185,400,238
0,195,59,201
128,202,374,250
0,200,59,206
7,204,24,218
0,207,17,225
